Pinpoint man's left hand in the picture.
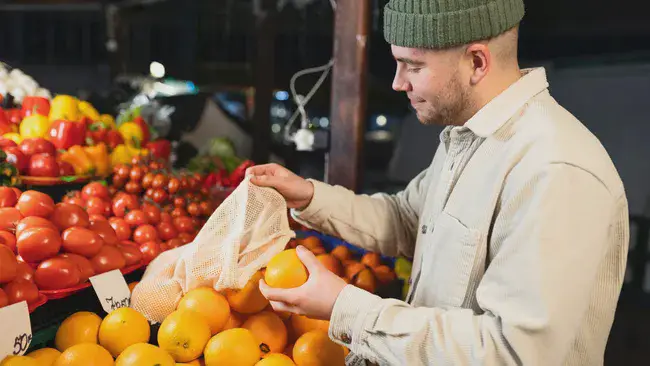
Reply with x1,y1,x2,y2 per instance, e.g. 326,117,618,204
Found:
259,245,348,320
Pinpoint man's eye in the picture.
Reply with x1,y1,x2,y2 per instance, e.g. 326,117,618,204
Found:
407,67,421,73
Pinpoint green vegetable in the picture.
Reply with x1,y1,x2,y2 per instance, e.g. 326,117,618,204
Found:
205,137,236,158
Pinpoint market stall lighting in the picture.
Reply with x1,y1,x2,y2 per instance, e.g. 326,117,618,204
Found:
275,91,289,101
149,61,165,78
376,115,387,127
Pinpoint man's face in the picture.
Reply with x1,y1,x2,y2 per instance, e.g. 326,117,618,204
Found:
391,45,473,126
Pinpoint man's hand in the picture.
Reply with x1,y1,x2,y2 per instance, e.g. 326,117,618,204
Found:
246,163,315,210
259,245,348,320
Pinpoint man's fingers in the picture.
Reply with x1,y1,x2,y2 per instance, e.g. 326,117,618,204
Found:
250,174,285,189
246,164,275,177
268,301,303,315
296,245,323,274
258,279,301,303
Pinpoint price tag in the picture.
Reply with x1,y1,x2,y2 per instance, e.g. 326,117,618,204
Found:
90,269,131,313
0,301,32,359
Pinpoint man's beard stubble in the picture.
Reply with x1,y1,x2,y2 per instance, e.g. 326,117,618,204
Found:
417,72,473,127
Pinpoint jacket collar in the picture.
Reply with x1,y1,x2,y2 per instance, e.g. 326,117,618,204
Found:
463,67,550,138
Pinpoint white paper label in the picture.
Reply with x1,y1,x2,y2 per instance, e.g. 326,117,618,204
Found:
0,301,32,359
90,269,131,313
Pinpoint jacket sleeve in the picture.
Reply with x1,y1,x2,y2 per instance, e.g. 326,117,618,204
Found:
326,163,628,366
291,167,431,258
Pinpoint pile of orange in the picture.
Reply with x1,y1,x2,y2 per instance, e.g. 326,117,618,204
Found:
2,235,396,366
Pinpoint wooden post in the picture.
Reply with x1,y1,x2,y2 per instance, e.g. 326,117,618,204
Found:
251,0,276,164
327,0,370,192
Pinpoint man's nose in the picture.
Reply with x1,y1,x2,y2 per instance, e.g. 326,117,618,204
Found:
392,72,410,92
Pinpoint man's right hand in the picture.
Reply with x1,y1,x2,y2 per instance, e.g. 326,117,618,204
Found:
246,163,315,210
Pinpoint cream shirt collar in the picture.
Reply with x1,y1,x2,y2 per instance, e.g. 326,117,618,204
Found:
443,67,550,141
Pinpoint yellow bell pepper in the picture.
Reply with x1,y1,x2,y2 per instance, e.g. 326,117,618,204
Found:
59,145,95,176
2,133,22,144
49,95,80,122
78,101,100,121
118,122,144,147
99,114,116,130
84,143,110,177
20,114,50,139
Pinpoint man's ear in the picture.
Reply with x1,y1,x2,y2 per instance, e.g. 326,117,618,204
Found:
465,43,491,86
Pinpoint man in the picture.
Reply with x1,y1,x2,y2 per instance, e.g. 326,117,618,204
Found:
248,0,630,364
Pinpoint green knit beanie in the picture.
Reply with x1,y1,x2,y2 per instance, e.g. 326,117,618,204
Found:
384,0,525,49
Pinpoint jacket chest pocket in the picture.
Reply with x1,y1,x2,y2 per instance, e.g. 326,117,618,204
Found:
415,211,484,309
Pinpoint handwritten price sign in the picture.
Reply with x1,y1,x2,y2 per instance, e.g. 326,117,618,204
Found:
0,302,32,359
90,269,132,313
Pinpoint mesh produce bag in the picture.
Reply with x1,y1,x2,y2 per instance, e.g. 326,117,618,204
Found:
131,176,295,323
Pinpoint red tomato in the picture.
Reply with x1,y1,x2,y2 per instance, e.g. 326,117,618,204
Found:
108,218,131,241
129,166,144,182
166,238,183,250
120,240,138,247
59,253,94,283
90,246,126,274
0,288,8,308
112,194,139,217
199,201,213,216
89,214,107,222
118,244,143,266
2,279,39,305
14,261,34,282
124,181,142,195
16,227,62,263
133,225,158,244
15,216,58,238
112,175,126,189
170,207,187,218
61,227,103,258
152,189,168,205
0,245,17,284
173,197,185,208
177,232,194,245
139,241,162,263
27,153,59,177
0,187,18,208
142,203,161,225
18,138,55,157
0,137,17,149
82,182,111,201
167,178,180,195
11,188,22,200
86,197,109,217
157,222,178,241
16,190,55,218
125,210,148,228
160,212,173,224
186,202,201,217
0,231,16,253
89,220,119,246
142,173,154,189
4,146,27,174
50,203,90,231
0,207,23,231
34,257,81,290
58,161,75,176
64,196,85,208
173,216,195,234
151,174,168,190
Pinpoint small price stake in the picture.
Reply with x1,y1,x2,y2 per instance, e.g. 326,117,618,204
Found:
90,269,132,313
0,301,32,360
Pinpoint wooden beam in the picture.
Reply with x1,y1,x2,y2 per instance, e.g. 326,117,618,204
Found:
327,0,370,192
251,0,276,164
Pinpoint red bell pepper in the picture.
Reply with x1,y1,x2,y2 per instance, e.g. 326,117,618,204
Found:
145,139,171,161
48,120,86,150
133,116,150,145
229,160,254,186
106,130,124,149
85,121,109,145
21,96,50,117
6,108,23,125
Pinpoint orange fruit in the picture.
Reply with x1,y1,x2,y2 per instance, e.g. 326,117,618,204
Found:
158,310,211,362
360,253,381,268
115,343,174,366
203,328,260,366
310,247,326,256
127,282,138,293
289,315,329,340
293,331,344,366
242,311,288,355
330,246,351,262
344,262,365,280
0,356,38,366
175,359,203,366
225,271,269,314
372,265,396,285
98,307,150,357
316,254,343,277
53,344,113,366
255,354,295,366
342,346,350,358
282,343,294,358
177,287,230,335
265,249,308,289
353,268,377,293
297,236,321,251
26,348,61,365
222,311,246,331
55,311,102,352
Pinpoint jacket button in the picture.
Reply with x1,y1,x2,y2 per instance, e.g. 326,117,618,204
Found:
340,333,352,344
421,225,427,234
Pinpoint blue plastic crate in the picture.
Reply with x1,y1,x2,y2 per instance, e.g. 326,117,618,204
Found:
295,230,397,269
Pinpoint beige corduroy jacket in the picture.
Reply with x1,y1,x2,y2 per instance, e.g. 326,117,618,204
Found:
292,68,629,366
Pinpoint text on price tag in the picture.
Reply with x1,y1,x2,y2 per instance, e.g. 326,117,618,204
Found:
0,301,32,360
90,269,132,313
